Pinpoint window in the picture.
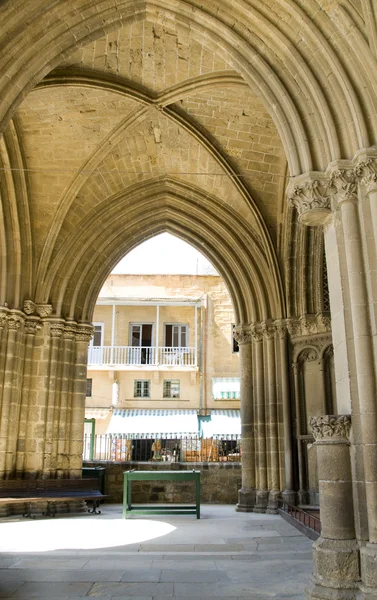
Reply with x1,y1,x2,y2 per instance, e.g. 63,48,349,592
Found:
134,379,151,398
90,323,104,347
86,378,92,397
163,379,180,398
212,377,240,399
165,324,188,347
232,324,239,353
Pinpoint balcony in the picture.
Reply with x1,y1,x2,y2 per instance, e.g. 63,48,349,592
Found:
88,346,197,368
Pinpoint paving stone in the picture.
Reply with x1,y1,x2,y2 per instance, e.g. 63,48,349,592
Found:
120,569,162,582
8,581,93,597
88,582,174,596
160,569,230,582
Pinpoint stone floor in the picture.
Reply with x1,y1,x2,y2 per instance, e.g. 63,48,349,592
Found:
0,504,313,599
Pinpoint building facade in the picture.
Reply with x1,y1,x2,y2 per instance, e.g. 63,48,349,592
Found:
84,274,241,459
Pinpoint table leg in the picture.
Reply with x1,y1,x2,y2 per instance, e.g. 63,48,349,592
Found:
196,474,200,519
123,475,128,519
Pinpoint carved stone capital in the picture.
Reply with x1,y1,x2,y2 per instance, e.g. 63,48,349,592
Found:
261,321,275,340
75,324,94,343
63,324,77,340
287,175,332,226
24,317,42,336
354,156,377,186
286,318,300,337
23,300,36,315
250,325,263,343
287,314,331,339
233,325,252,346
274,319,287,339
36,304,53,318
7,315,23,331
49,320,65,338
0,313,7,330
330,168,358,206
310,415,351,443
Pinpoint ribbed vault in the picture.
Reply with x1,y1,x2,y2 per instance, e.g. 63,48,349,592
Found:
0,0,376,177
38,178,283,324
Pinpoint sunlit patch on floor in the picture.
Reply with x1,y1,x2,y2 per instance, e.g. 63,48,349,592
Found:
0,518,176,552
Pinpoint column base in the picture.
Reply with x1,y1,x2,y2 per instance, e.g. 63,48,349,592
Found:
236,487,256,512
253,490,269,513
298,489,310,505
266,490,280,514
282,489,297,505
306,537,359,600
360,543,377,592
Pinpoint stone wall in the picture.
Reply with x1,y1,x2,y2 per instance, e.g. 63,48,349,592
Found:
84,461,241,504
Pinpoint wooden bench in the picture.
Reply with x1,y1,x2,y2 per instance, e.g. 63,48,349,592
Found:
0,478,107,518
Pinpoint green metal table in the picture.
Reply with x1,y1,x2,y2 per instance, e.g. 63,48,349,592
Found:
122,470,201,519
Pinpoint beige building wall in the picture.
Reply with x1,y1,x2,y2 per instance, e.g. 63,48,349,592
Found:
86,273,240,433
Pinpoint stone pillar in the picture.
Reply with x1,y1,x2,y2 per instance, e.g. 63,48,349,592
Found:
276,319,295,504
252,325,268,512
0,312,23,477
292,361,308,505
234,325,255,512
57,324,76,477
262,322,280,513
69,324,93,477
15,317,41,476
306,415,359,600
354,159,377,594
43,319,64,477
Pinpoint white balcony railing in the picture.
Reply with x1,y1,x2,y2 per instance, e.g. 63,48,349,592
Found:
88,346,197,367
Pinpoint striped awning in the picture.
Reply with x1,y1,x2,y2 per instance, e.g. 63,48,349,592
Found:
107,409,199,439
212,377,240,399
200,409,241,439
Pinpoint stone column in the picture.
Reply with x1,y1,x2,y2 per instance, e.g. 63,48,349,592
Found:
234,325,255,512
57,323,76,477
353,158,377,592
292,361,308,505
42,319,64,477
252,325,268,512
262,322,280,513
0,313,23,477
15,317,41,476
276,320,295,504
306,415,359,600
69,324,93,478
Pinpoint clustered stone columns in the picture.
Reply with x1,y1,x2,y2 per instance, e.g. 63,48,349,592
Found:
234,321,291,513
288,153,377,599
0,303,93,482
306,415,359,600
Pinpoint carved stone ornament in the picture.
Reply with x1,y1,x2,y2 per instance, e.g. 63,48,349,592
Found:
354,157,377,189
251,325,263,343
7,315,23,330
298,347,318,363
261,322,275,340
23,300,36,315
49,320,65,338
287,178,332,226
330,169,358,206
75,324,94,343
63,324,77,340
233,326,252,346
287,313,331,339
309,414,351,443
36,304,53,318
0,314,7,330
274,319,287,339
24,318,41,336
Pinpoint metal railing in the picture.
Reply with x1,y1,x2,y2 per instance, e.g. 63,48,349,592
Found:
278,499,321,538
83,434,241,463
88,346,197,367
